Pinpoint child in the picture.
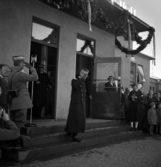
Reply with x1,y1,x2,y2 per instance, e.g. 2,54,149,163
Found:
156,103,161,135
147,102,157,135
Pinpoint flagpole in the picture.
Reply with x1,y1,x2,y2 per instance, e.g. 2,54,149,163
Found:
128,19,131,51
87,0,92,31
153,32,156,66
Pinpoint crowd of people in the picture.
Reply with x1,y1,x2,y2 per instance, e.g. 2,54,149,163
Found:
121,84,161,135
0,56,161,157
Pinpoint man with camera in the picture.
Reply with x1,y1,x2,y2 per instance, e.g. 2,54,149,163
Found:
8,55,38,125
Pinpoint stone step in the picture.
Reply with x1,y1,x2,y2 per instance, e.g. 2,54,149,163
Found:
2,130,143,162
20,120,124,137
21,125,130,148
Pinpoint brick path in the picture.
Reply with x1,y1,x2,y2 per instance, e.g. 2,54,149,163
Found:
5,136,161,167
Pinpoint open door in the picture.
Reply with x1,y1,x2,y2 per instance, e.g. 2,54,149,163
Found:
92,57,122,120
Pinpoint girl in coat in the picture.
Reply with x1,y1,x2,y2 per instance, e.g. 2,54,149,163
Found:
156,103,161,134
147,102,157,135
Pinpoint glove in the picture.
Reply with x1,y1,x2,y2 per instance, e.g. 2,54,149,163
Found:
24,62,32,68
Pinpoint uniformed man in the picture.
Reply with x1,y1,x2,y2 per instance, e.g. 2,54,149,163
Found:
8,55,38,125
33,64,51,118
65,68,90,142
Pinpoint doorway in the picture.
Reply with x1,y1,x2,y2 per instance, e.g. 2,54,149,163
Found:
76,53,94,117
29,41,58,119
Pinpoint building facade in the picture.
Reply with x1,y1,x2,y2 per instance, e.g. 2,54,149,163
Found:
0,0,154,119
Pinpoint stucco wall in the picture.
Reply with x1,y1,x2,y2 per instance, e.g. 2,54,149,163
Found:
134,55,150,94
0,0,115,119
115,37,151,94
115,37,131,89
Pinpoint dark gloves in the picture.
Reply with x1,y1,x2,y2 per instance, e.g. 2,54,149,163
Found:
24,62,32,68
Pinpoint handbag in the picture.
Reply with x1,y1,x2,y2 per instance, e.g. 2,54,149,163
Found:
8,72,19,98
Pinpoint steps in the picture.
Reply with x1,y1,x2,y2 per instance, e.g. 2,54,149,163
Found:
1,119,144,162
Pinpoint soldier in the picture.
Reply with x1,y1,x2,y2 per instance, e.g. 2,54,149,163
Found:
8,55,38,125
65,68,90,142
33,64,51,118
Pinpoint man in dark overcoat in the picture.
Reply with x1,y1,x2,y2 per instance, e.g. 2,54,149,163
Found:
8,55,38,124
0,64,9,128
33,65,51,118
0,64,9,112
65,68,89,142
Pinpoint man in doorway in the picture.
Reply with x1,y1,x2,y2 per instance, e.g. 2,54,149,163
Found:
0,64,10,129
65,68,89,142
8,55,38,125
0,64,9,113
105,75,116,92
33,64,51,118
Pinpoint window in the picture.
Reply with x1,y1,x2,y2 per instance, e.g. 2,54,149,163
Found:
32,18,59,47
77,34,95,56
130,63,136,84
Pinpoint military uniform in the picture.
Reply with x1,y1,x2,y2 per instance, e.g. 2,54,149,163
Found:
65,77,87,134
8,56,38,123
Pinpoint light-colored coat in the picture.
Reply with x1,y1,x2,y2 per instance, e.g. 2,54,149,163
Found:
8,67,38,110
147,108,157,125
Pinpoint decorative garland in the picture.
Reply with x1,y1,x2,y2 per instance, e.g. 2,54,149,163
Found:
39,0,155,55
114,10,155,55
115,27,155,55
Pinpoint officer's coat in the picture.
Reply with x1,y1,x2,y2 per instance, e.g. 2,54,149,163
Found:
65,77,87,133
8,67,38,110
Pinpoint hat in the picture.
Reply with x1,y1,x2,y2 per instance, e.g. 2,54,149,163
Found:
137,84,142,90
39,64,45,68
108,76,113,80
12,55,24,62
150,102,155,107
80,68,89,75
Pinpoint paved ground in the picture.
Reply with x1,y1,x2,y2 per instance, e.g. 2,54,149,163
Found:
4,135,161,167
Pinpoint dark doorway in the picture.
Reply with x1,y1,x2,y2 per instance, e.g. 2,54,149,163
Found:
76,53,94,117
29,41,58,119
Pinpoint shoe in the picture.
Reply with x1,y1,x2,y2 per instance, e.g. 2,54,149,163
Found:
71,137,81,142
134,128,138,131
150,133,154,136
130,127,134,131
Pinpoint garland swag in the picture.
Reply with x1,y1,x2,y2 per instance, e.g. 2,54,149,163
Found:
40,0,155,55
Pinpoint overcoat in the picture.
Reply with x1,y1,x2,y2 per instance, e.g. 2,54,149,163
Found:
7,67,38,110
0,120,20,141
128,90,139,122
147,108,157,125
33,72,51,107
0,76,8,109
65,77,87,133
105,82,116,91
